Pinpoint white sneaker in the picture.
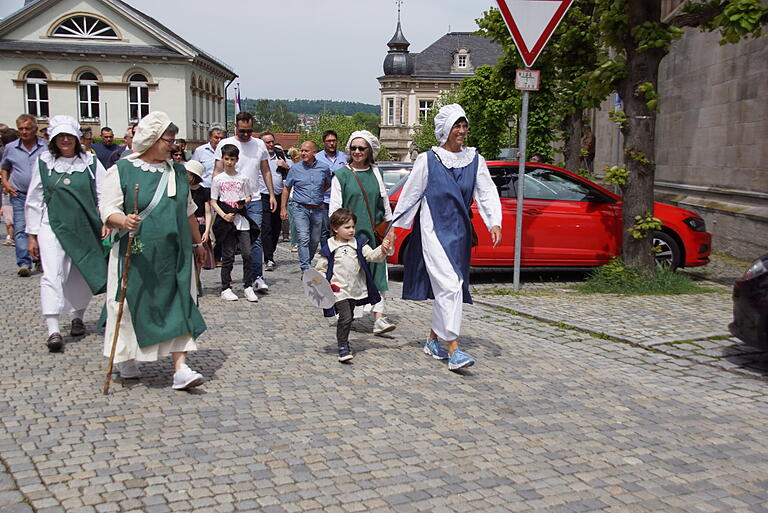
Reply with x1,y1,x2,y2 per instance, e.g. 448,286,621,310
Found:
172,364,204,390
244,286,259,302
265,260,275,271
253,277,269,293
221,288,238,301
116,359,141,379
373,317,396,335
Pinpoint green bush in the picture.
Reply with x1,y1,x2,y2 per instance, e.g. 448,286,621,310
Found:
577,258,705,295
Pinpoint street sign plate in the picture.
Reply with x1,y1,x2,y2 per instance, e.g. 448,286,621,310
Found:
515,69,540,90
496,0,573,67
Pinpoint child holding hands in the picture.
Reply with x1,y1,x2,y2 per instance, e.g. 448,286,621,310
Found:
210,144,260,302
315,208,392,362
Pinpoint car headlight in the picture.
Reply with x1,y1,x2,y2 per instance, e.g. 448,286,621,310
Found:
743,258,768,281
683,216,706,232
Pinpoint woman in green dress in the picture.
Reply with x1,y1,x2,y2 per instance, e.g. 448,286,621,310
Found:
329,130,396,335
99,111,208,390
25,115,108,353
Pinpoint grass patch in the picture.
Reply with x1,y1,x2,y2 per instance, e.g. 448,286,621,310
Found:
576,258,711,295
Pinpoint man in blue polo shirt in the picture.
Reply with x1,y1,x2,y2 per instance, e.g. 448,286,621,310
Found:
1,114,46,276
315,130,347,242
280,141,331,273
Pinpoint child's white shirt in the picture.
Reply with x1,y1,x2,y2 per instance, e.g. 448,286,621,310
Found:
315,238,386,302
211,171,251,231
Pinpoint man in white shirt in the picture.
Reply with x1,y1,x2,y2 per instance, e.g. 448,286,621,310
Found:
213,112,276,292
259,131,289,271
192,124,225,188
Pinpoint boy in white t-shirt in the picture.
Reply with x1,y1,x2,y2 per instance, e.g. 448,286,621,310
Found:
210,144,259,302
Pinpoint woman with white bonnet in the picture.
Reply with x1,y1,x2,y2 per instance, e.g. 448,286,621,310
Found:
99,111,208,390
391,104,502,370
25,115,108,352
329,130,396,335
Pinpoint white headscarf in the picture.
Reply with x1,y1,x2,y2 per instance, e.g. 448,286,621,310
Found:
47,115,80,141
434,103,469,146
345,130,381,160
128,111,177,197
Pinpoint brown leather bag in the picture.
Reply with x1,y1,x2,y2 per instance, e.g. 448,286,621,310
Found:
350,168,388,245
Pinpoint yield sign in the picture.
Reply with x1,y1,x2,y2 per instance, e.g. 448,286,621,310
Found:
496,0,573,67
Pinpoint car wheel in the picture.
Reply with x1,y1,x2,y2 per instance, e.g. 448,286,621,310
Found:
653,231,681,270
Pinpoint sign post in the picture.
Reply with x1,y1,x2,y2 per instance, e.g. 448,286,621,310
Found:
496,0,573,291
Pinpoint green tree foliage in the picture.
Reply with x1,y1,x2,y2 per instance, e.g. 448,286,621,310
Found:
301,113,390,160
227,98,380,120
250,99,299,132
350,112,381,135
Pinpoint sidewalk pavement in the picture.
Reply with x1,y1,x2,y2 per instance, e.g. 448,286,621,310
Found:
469,254,768,380
1,242,767,513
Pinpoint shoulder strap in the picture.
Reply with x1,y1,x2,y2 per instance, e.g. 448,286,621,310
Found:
350,167,377,231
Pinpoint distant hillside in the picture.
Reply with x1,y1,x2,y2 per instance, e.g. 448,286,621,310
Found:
226,98,380,118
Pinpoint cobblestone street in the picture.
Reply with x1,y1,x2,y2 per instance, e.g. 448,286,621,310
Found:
2,242,768,513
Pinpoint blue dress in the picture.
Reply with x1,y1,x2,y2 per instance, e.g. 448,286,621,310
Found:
402,150,478,304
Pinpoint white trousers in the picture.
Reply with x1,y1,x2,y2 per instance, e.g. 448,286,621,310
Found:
37,221,91,317
420,203,463,341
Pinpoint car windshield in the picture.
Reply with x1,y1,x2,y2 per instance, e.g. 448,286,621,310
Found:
378,163,413,194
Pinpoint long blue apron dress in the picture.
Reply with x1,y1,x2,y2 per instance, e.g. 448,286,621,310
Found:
402,150,478,304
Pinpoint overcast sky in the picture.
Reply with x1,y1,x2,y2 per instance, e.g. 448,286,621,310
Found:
1,1,500,105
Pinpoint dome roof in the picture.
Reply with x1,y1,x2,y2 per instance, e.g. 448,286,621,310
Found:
383,20,414,76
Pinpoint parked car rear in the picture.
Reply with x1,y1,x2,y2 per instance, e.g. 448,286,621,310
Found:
729,253,768,350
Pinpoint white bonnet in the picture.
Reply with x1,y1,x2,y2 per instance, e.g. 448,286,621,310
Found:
345,130,381,159
433,103,469,145
131,111,172,155
47,115,80,141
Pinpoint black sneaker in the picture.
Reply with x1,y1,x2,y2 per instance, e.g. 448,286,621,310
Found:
17,265,30,277
46,332,63,353
338,345,354,363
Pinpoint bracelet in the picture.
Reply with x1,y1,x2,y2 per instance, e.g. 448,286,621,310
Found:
192,242,203,248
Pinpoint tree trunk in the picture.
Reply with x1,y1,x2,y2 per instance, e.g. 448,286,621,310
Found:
618,0,667,275
561,110,583,174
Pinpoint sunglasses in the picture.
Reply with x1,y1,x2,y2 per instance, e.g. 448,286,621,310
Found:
237,129,254,135
160,137,177,145
349,145,369,152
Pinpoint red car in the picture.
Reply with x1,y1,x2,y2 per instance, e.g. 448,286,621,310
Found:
387,161,711,269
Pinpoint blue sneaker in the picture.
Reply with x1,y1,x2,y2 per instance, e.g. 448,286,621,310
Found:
423,338,449,360
448,349,475,371
338,345,354,363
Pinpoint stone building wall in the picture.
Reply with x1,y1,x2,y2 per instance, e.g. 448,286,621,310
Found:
593,27,768,261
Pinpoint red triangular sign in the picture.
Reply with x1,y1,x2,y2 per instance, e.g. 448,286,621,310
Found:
496,0,573,67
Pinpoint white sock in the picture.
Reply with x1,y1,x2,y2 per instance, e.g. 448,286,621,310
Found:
72,309,86,321
45,315,60,335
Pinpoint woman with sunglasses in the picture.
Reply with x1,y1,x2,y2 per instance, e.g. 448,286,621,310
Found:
329,130,396,335
25,115,109,352
390,104,502,371
99,111,208,390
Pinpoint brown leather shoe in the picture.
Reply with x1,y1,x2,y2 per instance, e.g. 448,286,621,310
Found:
70,318,85,337
46,332,63,353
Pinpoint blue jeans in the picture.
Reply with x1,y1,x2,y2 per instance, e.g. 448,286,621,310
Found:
293,203,324,270
11,193,31,268
245,199,264,279
320,202,330,243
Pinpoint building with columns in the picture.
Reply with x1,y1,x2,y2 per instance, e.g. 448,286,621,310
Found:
378,16,501,161
0,0,236,142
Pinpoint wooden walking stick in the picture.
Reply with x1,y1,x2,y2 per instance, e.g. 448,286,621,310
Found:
103,184,140,395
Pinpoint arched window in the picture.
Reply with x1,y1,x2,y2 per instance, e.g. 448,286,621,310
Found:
25,70,49,119
78,71,99,121
52,15,118,39
128,73,149,123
